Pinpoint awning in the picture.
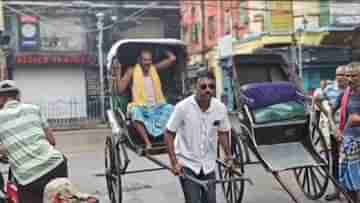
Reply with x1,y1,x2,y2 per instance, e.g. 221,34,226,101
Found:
299,26,360,49
232,25,360,55
233,33,293,54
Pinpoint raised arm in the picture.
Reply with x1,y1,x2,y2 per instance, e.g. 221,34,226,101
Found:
155,51,176,71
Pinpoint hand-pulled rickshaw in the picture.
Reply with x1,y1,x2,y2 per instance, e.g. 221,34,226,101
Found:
219,53,354,203
104,39,353,203
104,39,248,203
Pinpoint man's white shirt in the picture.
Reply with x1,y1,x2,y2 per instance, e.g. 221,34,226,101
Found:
166,95,231,175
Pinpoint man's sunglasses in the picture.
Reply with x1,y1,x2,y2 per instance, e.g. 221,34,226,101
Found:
200,84,215,90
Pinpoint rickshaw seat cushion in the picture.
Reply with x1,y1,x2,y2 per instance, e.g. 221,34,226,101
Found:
240,82,305,110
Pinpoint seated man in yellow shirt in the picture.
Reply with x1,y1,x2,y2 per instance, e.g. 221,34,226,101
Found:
115,49,176,149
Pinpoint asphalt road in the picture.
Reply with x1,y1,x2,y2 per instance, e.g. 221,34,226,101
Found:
55,129,339,203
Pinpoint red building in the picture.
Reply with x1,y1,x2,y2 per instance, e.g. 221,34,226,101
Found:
180,0,249,57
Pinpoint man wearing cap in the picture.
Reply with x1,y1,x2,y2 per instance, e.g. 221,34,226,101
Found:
313,65,349,201
0,80,67,203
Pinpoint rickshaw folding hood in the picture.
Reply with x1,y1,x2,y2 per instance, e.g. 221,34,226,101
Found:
106,38,186,70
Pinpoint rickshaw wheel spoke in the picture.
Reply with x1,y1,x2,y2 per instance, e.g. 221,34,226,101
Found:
293,125,330,200
306,168,312,194
310,168,320,195
217,130,246,203
294,168,304,180
302,168,308,192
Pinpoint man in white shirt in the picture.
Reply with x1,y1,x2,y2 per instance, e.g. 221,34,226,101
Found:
312,80,327,125
165,69,232,203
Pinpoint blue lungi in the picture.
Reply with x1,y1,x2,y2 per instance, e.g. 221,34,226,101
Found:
130,104,174,138
339,94,360,191
339,136,360,191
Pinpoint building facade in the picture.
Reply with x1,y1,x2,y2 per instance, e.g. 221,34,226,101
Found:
5,10,93,119
4,1,180,121
180,0,360,93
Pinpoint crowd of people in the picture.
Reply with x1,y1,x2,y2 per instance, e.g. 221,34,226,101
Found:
313,62,360,202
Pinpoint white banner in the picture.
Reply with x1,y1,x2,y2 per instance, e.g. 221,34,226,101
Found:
218,35,233,58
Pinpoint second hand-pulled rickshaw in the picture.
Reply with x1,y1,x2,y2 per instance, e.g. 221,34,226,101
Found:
217,53,354,203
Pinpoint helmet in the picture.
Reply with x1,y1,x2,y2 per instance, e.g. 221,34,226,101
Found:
0,80,19,94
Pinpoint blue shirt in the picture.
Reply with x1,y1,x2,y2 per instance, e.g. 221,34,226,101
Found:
320,81,343,110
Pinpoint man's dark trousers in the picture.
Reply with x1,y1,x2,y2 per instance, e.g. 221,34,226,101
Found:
179,167,216,203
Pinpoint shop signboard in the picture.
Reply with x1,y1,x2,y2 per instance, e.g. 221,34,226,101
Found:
270,1,293,33
18,15,40,50
15,54,95,65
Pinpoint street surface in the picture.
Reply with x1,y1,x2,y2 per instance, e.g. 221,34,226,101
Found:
54,129,336,203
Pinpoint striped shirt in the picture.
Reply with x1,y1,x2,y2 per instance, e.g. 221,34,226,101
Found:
0,100,64,185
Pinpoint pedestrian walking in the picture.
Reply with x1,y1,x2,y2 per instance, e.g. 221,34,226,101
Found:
0,80,68,203
312,80,328,125
165,69,232,203
313,65,349,201
338,62,360,202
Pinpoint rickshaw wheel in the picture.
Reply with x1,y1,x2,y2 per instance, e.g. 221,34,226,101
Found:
217,131,245,203
105,136,123,203
293,125,330,200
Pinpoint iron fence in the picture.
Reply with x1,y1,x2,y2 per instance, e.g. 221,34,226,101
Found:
32,98,103,130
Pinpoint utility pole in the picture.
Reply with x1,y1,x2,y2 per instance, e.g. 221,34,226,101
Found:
298,17,308,79
200,0,206,65
0,0,6,81
96,12,105,121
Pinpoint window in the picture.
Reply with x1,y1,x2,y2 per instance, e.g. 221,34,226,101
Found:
190,6,199,43
208,16,216,40
239,1,248,25
224,10,232,34
319,0,330,27
191,23,199,43
182,25,190,44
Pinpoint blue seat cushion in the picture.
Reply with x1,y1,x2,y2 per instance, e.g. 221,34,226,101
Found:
240,82,305,109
